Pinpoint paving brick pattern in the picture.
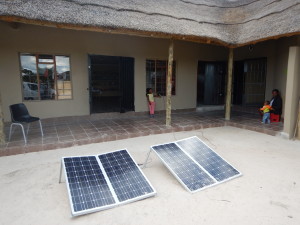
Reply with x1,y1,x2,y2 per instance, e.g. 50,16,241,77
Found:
0,111,283,157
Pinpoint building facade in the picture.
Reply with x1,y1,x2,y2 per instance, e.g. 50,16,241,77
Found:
0,21,299,138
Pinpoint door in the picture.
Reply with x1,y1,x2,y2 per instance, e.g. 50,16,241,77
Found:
89,55,134,113
233,61,244,105
120,57,135,112
243,58,267,106
197,61,226,106
233,58,267,106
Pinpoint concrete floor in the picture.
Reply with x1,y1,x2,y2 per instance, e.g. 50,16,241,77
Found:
0,127,299,225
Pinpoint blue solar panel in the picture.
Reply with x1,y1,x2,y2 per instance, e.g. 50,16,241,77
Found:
152,143,215,192
99,150,155,202
63,156,115,214
62,150,156,216
151,137,241,192
176,137,241,182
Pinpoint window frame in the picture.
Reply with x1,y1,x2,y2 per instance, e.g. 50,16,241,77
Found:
146,58,177,96
19,52,73,101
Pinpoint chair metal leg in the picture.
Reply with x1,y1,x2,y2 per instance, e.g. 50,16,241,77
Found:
20,124,27,144
12,125,16,136
8,123,13,142
26,123,30,135
9,123,27,144
39,120,44,136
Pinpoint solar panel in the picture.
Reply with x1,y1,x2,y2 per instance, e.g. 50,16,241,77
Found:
62,149,156,216
152,143,215,192
63,156,116,215
98,150,155,203
176,137,240,182
151,136,241,193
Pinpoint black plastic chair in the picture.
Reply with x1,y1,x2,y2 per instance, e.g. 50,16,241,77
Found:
9,103,44,144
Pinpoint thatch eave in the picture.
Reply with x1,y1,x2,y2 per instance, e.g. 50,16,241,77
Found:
1,15,299,49
0,0,299,48
0,15,232,47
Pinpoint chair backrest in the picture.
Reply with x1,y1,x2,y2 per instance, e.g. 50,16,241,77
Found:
9,103,30,122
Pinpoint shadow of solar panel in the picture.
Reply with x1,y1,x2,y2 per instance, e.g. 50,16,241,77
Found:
62,150,156,216
63,156,115,215
99,150,155,202
152,143,215,192
176,137,241,182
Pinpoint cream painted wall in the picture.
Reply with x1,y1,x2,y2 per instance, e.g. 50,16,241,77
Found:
0,22,227,121
0,23,90,121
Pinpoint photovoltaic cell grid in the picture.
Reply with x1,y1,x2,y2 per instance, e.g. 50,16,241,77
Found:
63,156,115,213
176,137,240,182
151,136,241,193
99,150,155,202
152,143,215,191
62,150,156,216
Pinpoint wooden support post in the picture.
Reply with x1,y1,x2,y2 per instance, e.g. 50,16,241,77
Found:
225,48,234,121
0,91,5,145
166,40,174,126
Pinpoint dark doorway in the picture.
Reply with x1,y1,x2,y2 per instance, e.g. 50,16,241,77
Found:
89,55,134,113
233,61,244,105
197,61,226,106
233,58,267,106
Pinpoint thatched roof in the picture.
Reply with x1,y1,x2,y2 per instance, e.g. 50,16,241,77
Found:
0,0,299,47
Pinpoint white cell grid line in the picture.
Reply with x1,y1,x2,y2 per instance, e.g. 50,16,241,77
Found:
174,143,242,192
95,155,120,204
149,136,242,193
176,139,229,181
99,149,157,206
61,149,156,217
61,156,116,216
176,136,242,180
150,143,215,193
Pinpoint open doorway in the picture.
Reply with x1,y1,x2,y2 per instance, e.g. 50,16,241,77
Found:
197,61,226,106
233,58,267,107
89,55,134,113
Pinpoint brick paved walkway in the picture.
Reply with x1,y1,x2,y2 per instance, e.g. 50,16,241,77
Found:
0,111,283,157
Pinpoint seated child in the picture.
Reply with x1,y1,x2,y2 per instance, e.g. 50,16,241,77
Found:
260,100,272,124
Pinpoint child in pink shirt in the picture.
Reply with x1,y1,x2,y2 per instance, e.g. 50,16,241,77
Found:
146,88,155,117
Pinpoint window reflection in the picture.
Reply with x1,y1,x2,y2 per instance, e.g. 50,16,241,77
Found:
38,54,54,63
146,59,176,96
38,64,56,100
20,54,72,101
21,54,39,100
56,56,71,100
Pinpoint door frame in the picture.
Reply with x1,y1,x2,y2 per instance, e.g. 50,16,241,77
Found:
88,54,92,114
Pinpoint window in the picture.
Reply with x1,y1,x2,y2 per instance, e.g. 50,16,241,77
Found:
20,53,72,100
146,59,176,96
